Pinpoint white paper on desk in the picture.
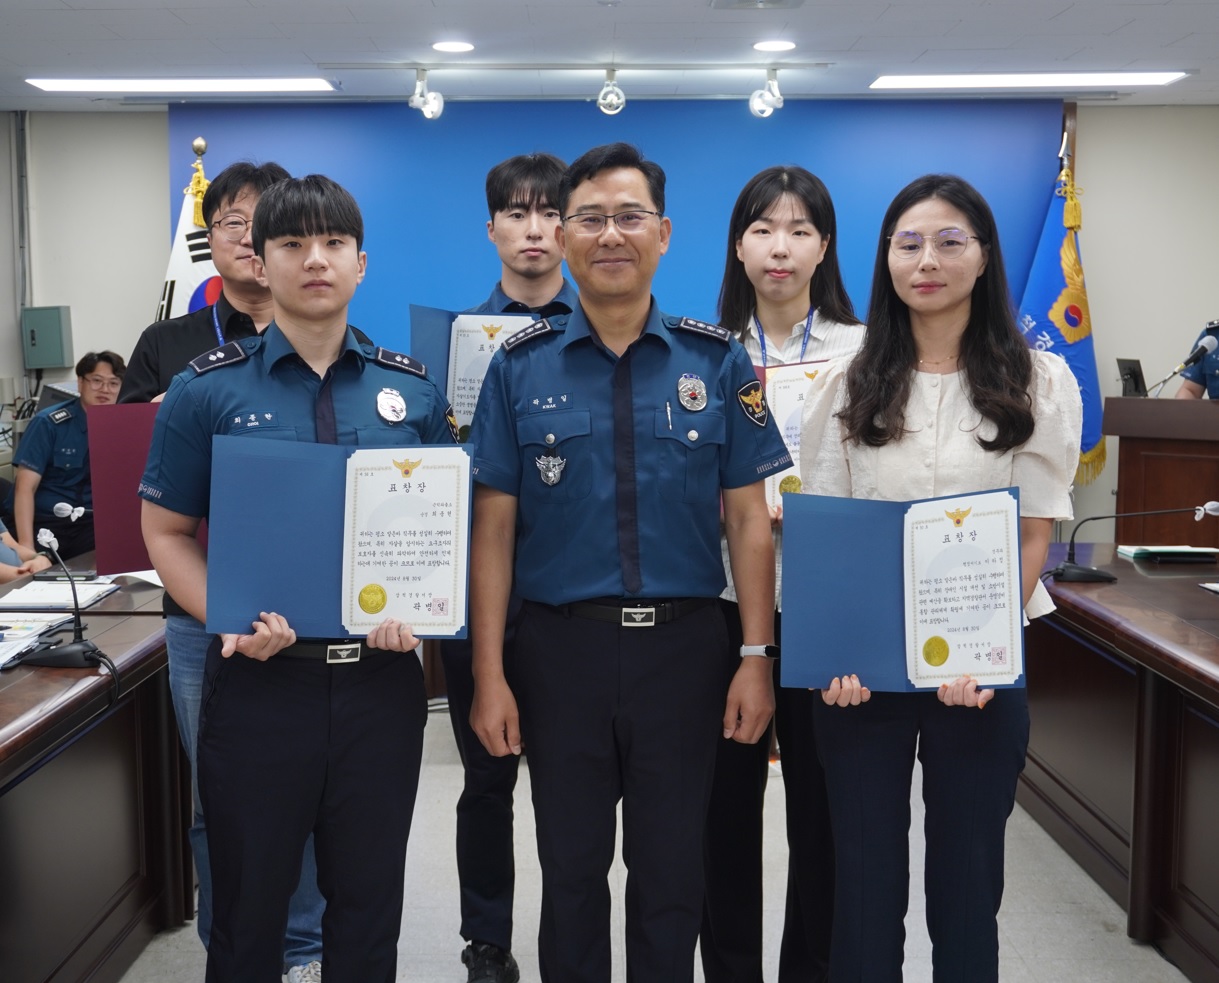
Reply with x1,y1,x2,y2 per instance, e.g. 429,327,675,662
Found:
0,612,73,639
340,446,470,637
903,489,1023,688
0,637,38,668
763,362,828,508
0,580,119,610
447,313,536,433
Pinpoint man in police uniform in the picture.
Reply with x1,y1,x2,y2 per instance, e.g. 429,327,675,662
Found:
8,350,126,559
140,175,457,983
119,159,333,983
444,152,577,983
468,143,790,982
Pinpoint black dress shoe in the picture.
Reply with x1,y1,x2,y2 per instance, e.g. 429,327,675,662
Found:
461,942,520,983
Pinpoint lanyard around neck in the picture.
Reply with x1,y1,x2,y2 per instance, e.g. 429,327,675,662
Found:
211,305,225,347
754,308,814,368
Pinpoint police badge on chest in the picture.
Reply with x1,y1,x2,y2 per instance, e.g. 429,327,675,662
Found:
535,454,566,486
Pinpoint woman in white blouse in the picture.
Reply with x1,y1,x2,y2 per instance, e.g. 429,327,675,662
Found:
702,165,862,983
798,174,1082,981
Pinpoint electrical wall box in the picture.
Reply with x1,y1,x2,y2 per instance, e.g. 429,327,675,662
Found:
20,306,74,370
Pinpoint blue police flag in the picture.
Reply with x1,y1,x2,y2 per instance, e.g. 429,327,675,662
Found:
1018,164,1105,485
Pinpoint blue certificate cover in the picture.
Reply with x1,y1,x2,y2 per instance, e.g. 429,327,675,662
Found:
206,437,469,640
409,304,457,391
780,488,1022,693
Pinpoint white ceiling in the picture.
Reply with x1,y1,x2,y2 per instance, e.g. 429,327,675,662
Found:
0,0,1216,112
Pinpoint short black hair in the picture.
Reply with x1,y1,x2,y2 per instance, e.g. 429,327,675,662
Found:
201,160,290,227
486,153,567,218
75,350,126,378
252,174,365,256
558,143,665,217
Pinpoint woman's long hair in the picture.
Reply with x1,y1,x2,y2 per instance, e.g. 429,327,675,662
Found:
717,166,859,335
841,174,1034,452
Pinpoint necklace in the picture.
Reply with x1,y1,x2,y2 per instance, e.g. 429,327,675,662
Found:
917,352,958,366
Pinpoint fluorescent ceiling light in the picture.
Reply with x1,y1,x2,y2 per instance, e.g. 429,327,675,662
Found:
26,78,335,93
433,41,474,53
754,40,796,52
871,71,1187,90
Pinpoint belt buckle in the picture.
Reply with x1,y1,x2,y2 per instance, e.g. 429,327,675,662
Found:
326,642,362,664
621,606,656,628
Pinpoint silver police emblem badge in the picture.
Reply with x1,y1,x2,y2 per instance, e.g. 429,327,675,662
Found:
376,388,406,423
535,454,566,486
677,374,708,411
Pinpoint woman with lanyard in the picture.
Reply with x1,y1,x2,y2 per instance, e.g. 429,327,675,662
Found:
799,174,1081,979
700,165,863,983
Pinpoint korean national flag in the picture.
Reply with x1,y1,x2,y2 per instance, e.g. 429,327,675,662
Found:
155,162,220,322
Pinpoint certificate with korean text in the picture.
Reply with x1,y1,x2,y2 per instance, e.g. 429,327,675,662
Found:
903,490,1023,688
341,446,470,636
763,361,828,508
447,313,536,435
780,487,1023,692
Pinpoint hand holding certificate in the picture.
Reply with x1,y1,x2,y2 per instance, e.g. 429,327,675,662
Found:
781,487,1023,692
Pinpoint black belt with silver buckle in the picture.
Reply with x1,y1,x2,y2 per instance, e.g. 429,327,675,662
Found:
277,641,364,664
551,597,716,628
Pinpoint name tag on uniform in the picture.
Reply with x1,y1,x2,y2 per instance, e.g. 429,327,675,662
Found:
228,411,278,433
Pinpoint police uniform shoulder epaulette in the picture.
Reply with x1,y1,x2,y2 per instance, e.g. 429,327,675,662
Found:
671,316,731,343
48,406,73,424
189,340,250,375
503,317,555,352
374,347,427,378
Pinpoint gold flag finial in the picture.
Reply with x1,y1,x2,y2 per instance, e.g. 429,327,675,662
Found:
1056,162,1082,232
186,137,210,229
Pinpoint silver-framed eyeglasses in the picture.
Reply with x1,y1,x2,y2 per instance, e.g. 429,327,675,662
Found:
561,210,661,236
210,215,251,241
888,229,980,261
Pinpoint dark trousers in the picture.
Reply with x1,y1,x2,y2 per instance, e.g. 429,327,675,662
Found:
812,688,1029,983
700,604,833,983
197,641,427,983
440,636,521,952
514,601,730,983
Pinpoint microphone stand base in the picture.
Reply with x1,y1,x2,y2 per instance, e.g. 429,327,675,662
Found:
20,638,103,669
1051,563,1118,583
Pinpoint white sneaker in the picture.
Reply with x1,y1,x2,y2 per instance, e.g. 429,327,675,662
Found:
285,961,322,983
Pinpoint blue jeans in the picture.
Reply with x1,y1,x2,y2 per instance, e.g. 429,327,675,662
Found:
165,614,325,969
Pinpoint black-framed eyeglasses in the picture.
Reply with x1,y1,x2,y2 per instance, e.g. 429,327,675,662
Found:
888,229,981,261
210,215,251,241
561,210,661,236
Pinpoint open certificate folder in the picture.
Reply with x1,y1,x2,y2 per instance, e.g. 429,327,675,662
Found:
780,487,1024,692
207,439,471,639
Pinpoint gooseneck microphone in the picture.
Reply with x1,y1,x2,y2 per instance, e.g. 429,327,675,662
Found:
1149,335,1219,397
18,529,109,676
1049,501,1219,582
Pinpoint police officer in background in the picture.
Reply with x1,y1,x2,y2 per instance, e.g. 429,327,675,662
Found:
443,152,577,983
8,350,126,559
141,175,457,983
468,143,791,982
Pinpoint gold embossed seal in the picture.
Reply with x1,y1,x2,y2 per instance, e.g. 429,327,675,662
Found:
359,583,387,614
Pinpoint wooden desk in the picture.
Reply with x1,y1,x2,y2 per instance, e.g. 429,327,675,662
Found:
0,607,188,983
1020,543,1219,983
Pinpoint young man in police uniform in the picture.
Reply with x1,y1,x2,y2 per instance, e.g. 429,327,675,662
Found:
120,160,333,983
140,174,457,983
443,152,577,983
8,350,126,559
467,143,790,982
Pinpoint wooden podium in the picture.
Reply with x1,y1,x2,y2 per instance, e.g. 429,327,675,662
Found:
1103,396,1219,546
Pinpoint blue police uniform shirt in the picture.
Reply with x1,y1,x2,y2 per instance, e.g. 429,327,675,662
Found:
1180,328,1219,398
465,278,580,317
11,396,92,514
469,301,792,605
139,323,457,520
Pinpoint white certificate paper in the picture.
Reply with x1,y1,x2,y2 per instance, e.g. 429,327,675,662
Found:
763,361,829,508
341,446,471,637
903,489,1023,687
447,313,537,434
